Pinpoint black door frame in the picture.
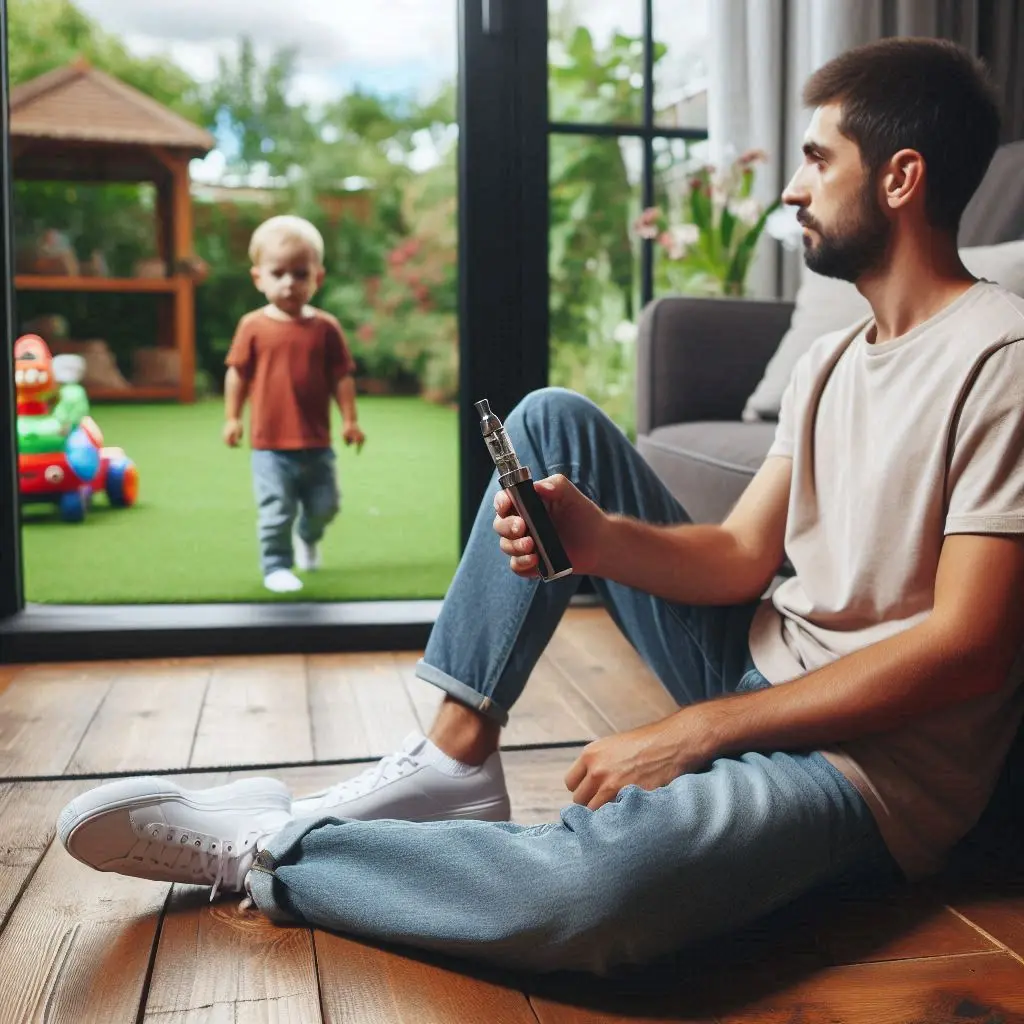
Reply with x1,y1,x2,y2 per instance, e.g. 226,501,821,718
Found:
0,0,19,625
0,0,549,662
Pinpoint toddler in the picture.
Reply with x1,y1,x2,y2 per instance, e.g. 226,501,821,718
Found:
224,215,365,593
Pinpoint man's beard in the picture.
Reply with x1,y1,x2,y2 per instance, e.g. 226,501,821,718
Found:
799,188,890,281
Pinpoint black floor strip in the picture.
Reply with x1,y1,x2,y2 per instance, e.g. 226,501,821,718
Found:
0,738,591,784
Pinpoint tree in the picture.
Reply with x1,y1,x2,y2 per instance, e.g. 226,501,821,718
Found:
8,0,202,119
548,20,668,349
203,39,316,178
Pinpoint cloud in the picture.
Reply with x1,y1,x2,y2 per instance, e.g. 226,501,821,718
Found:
76,0,457,102
76,0,706,108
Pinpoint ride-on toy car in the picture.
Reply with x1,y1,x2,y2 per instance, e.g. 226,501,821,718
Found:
15,334,139,522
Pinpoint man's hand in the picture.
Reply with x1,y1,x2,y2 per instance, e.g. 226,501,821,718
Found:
343,423,366,452
564,712,713,810
223,418,244,447
492,474,609,577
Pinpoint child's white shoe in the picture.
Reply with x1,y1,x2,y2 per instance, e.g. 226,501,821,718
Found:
264,569,303,593
293,532,320,572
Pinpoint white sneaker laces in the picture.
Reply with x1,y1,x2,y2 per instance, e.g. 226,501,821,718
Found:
311,750,421,807
132,823,260,901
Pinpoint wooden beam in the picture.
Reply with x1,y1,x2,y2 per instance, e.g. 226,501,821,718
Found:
148,145,183,177
170,159,194,263
168,158,197,403
15,274,177,293
176,280,196,403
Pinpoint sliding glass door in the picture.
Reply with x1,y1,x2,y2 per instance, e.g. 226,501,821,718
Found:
546,0,709,438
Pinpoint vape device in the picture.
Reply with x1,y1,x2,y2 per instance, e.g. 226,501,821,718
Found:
475,399,573,582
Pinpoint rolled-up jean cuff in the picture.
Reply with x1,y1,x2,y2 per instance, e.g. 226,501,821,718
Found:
414,659,510,726
245,815,343,925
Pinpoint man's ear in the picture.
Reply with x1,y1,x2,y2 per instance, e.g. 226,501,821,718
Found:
316,266,326,288
250,266,262,288
882,149,926,212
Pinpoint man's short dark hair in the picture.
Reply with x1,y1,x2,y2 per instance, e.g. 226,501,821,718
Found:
803,38,1001,234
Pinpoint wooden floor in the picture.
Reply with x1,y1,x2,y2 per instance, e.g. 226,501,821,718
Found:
0,606,1022,1023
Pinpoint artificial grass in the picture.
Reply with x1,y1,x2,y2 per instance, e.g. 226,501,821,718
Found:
21,397,460,604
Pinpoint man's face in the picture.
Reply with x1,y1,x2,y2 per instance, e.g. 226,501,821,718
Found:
252,236,324,316
782,104,891,281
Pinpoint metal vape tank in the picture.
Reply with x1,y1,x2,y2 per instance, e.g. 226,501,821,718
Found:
475,399,573,582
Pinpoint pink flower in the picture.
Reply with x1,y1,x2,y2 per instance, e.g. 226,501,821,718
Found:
633,206,662,240
659,224,700,260
738,149,768,166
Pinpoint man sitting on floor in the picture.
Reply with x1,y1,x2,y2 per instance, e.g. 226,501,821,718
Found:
56,37,1024,976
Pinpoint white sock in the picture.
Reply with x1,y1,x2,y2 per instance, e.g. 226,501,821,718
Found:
416,736,485,777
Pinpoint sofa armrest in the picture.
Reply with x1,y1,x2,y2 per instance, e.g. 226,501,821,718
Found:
636,296,795,434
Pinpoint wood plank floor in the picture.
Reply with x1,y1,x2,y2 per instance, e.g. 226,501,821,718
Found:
0,606,1021,1023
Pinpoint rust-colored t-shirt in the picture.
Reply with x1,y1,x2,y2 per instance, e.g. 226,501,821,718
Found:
225,308,356,450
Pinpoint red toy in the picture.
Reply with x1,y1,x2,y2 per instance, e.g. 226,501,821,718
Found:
15,334,139,522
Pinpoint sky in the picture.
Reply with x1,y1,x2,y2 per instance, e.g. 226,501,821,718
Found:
73,0,708,182
75,0,707,103
75,0,459,105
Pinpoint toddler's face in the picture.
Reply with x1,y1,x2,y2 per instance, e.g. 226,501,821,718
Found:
251,236,325,316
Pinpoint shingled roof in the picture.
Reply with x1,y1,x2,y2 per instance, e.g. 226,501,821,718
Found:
9,58,214,156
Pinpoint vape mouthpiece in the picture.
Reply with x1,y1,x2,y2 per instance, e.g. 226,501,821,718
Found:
475,398,501,437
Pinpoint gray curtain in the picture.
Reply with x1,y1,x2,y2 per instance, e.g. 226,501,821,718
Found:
981,1,1024,145
708,0,1024,299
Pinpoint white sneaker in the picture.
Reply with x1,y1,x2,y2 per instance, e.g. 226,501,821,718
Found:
264,568,303,592
291,732,512,823
57,776,292,899
293,531,320,571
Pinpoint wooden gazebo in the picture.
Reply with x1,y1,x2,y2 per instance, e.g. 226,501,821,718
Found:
9,58,215,402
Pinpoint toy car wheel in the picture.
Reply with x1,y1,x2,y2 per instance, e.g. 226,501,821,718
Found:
105,458,139,508
58,487,88,523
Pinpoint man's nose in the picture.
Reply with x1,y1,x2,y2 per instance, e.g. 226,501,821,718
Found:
781,167,807,207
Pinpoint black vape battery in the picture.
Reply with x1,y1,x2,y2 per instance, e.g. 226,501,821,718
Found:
475,399,573,582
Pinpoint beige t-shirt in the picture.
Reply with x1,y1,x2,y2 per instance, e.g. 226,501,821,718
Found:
749,281,1024,879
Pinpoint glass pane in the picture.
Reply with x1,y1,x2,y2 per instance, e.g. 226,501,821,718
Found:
12,1,459,604
651,135,717,296
549,0,645,125
652,136,775,298
549,134,642,437
653,0,710,129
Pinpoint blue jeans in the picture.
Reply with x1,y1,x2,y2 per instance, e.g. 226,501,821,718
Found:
251,448,340,575
247,389,897,974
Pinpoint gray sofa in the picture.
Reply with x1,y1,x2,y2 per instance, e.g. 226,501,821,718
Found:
636,140,1024,525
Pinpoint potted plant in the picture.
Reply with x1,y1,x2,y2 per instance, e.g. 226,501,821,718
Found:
635,150,781,298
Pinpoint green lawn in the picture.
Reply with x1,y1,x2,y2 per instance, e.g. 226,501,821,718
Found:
21,397,460,604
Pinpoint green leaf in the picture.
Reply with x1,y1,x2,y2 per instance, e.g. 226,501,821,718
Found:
725,197,781,286
690,183,712,235
720,206,736,251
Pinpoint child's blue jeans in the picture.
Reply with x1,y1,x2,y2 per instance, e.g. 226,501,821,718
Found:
251,448,339,575
246,389,898,974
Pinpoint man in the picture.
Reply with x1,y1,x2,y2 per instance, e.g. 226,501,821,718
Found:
57,38,1024,975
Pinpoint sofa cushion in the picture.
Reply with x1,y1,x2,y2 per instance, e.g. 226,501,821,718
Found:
637,421,777,524
741,239,1024,421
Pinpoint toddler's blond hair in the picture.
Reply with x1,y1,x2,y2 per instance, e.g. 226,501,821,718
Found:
248,215,325,265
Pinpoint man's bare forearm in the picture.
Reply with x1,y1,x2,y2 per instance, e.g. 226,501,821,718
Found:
691,618,1005,760
594,516,780,605
224,367,248,419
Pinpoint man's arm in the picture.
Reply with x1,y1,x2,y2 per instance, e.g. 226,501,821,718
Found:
597,456,792,606
697,532,1024,756
567,532,1024,808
